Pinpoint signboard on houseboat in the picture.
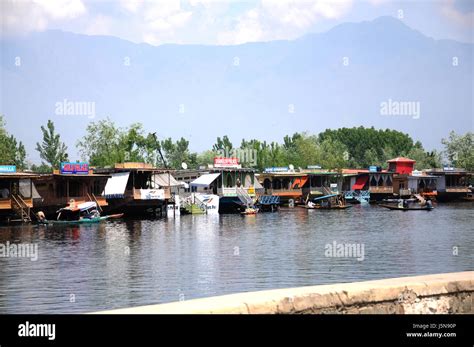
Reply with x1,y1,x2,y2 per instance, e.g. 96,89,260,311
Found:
60,162,89,175
140,189,165,200
0,165,16,173
264,167,289,173
213,157,240,168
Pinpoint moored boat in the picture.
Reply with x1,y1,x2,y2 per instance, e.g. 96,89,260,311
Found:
379,204,433,211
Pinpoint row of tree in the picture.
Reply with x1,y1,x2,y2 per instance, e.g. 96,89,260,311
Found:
1,115,473,172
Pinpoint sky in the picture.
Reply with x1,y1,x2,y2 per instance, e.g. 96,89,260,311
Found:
1,0,473,45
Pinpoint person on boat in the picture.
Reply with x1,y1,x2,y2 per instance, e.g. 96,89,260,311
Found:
37,211,46,222
68,199,77,209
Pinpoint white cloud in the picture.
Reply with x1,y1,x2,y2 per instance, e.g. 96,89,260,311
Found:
218,0,353,45
441,0,474,27
85,15,113,36
33,0,86,19
1,0,86,36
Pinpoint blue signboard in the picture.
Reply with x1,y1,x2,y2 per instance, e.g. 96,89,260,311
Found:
264,167,289,173
60,162,89,175
0,165,16,173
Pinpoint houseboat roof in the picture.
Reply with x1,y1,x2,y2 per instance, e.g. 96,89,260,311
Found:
341,169,390,174
258,172,307,177
0,172,44,179
387,157,416,163
425,168,472,175
53,173,111,178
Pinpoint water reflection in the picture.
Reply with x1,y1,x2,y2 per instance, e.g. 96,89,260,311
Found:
0,203,472,313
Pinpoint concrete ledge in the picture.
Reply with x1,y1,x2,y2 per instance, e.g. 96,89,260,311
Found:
94,271,474,314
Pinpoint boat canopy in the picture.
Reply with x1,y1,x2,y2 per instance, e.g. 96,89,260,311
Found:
103,172,130,198
190,173,221,187
19,179,41,199
352,175,368,190
313,194,338,201
77,201,97,211
151,173,180,188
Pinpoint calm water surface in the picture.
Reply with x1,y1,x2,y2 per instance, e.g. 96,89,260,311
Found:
0,203,472,313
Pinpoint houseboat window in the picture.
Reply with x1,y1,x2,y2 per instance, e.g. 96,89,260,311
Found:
56,181,66,197
69,180,82,197
282,178,290,190
386,176,392,186
311,176,322,187
370,176,377,186
272,179,282,190
225,173,234,187
244,174,252,187
263,179,271,189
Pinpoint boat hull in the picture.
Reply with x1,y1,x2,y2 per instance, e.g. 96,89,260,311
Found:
379,204,433,211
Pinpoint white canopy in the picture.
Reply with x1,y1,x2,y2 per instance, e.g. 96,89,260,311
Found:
151,173,180,188
103,172,130,198
190,173,220,187
19,179,41,199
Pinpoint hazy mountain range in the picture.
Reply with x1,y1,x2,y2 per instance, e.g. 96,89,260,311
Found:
1,16,472,163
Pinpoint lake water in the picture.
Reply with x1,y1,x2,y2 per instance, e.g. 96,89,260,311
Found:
0,203,472,313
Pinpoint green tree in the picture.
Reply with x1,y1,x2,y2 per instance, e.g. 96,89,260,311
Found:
442,131,474,170
78,118,134,166
35,120,68,169
0,115,27,170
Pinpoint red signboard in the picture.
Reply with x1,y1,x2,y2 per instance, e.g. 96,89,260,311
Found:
60,162,89,174
214,157,239,167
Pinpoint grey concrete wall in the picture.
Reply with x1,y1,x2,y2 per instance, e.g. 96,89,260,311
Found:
94,271,473,314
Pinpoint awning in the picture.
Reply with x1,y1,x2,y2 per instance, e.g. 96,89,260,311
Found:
254,180,264,190
103,172,130,198
151,173,180,187
313,194,338,201
190,173,220,187
291,176,308,189
78,201,97,211
352,175,368,190
19,179,41,199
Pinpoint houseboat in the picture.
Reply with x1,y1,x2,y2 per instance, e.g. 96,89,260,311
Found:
0,166,42,222
424,168,473,201
173,158,258,213
33,162,110,219
95,162,180,216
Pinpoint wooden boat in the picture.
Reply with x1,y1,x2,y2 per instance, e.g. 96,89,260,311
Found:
302,204,352,210
241,207,258,215
379,204,433,211
39,213,124,225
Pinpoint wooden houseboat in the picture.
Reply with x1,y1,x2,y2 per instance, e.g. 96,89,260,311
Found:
173,158,258,213
33,162,110,219
0,167,42,222
424,168,473,201
95,162,180,216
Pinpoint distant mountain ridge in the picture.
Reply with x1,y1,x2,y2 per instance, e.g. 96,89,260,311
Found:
1,16,472,163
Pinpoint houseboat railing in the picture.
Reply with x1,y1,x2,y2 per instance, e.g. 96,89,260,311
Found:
369,186,393,193
10,194,32,222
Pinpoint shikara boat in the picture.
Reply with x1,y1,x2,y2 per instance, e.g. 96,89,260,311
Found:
303,194,352,210
39,214,124,225
241,207,258,215
38,201,124,224
379,204,433,211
